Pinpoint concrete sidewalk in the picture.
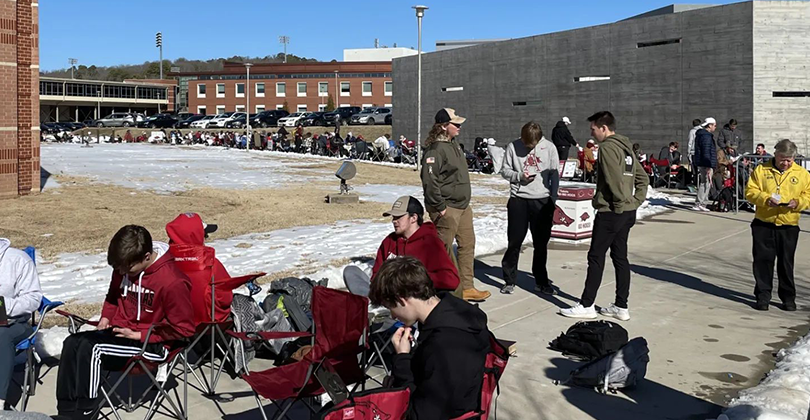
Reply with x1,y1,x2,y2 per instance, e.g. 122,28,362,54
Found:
18,207,810,420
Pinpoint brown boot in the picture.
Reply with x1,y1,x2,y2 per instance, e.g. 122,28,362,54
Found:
463,288,491,302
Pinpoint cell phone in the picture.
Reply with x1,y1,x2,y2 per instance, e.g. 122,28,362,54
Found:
778,203,790,207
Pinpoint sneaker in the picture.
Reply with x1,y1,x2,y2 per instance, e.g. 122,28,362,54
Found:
783,301,797,312
700,205,711,212
599,303,630,321
691,204,703,212
535,284,558,296
462,288,491,302
500,284,515,294
559,303,597,319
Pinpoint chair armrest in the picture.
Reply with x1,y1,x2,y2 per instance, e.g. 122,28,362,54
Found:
226,330,312,341
56,310,100,334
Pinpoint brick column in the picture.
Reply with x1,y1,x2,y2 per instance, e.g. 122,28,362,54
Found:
16,0,37,195
0,1,18,198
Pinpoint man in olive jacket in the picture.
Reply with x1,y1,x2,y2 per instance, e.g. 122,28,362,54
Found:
420,108,491,302
560,111,648,321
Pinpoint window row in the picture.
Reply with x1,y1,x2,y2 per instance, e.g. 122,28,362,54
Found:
41,81,167,100
197,103,394,115
197,81,392,98
197,72,392,80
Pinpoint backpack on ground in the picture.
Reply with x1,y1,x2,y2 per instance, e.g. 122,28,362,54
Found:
549,320,628,361
713,186,734,212
556,337,650,393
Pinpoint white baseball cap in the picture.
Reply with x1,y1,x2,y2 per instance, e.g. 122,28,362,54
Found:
701,117,716,127
562,116,571,125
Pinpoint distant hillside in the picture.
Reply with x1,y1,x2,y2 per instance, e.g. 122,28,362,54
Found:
41,53,320,81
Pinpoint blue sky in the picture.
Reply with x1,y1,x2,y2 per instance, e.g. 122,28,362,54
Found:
40,0,739,71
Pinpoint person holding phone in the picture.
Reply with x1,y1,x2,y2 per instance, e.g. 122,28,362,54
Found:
498,121,561,295
745,139,810,311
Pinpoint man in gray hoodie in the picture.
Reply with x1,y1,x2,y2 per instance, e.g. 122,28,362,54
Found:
499,122,560,295
560,111,648,321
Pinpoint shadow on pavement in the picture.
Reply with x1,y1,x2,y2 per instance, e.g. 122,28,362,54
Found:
631,264,755,308
475,259,579,309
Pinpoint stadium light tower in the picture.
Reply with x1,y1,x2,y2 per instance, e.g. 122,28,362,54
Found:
279,35,290,63
68,58,77,79
156,32,163,79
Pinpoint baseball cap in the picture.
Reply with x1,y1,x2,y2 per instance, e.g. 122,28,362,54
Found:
701,117,717,127
434,108,466,125
562,116,571,125
203,222,218,235
383,196,424,218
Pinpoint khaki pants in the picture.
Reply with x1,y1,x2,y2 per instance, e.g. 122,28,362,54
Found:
430,206,476,291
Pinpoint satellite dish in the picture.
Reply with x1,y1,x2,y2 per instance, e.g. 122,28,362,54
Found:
335,161,356,194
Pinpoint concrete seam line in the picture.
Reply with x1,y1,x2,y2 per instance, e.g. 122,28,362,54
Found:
661,227,748,264
488,295,534,313
0,62,18,67
492,310,542,331
0,127,18,132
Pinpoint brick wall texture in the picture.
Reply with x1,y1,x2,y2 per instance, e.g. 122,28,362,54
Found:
0,0,39,198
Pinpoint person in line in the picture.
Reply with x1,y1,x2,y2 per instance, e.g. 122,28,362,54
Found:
56,225,195,420
693,118,718,212
560,111,648,321
421,108,490,302
657,141,687,188
371,196,460,292
551,116,578,161
745,139,810,311
370,256,490,420
498,121,560,295
755,143,769,157
716,119,743,152
0,239,42,409
583,140,597,181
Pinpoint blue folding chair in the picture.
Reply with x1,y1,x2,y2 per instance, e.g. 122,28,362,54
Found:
12,247,63,411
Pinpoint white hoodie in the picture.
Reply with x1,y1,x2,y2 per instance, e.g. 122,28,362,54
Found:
0,238,42,323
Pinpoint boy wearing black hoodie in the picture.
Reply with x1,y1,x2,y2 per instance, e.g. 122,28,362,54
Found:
55,225,195,420
369,256,490,420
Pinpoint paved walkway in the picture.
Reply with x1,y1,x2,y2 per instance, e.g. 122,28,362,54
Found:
18,206,810,420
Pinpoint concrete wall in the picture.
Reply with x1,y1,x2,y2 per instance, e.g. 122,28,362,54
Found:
753,1,810,154
394,2,757,154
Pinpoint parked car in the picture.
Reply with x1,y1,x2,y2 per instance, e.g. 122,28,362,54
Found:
349,107,392,126
40,122,59,134
225,113,255,129
95,113,135,127
250,110,289,128
137,114,178,128
190,115,216,129
174,112,194,121
175,114,205,129
53,122,75,132
277,112,311,127
386,112,392,125
299,112,326,127
323,106,362,126
206,112,235,128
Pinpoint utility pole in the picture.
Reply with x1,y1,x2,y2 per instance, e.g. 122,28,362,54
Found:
279,35,289,63
413,5,428,172
68,58,77,79
156,32,163,79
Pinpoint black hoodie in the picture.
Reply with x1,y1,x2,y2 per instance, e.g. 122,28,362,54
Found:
551,121,577,152
391,293,491,419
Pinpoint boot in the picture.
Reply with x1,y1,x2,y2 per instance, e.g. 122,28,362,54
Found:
463,288,491,302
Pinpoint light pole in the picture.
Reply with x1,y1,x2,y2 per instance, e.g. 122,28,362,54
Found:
413,5,428,172
245,63,252,151
68,58,77,79
156,32,163,79
279,36,289,63
333,70,338,109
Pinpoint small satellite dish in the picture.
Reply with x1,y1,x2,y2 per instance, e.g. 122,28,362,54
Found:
335,161,356,194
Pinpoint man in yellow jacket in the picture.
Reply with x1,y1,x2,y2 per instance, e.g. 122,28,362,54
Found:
745,139,810,311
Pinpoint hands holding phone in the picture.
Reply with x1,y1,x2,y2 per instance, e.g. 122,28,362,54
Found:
521,172,536,183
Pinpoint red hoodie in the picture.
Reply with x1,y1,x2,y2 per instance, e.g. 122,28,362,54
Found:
101,242,195,343
372,222,460,291
166,213,232,323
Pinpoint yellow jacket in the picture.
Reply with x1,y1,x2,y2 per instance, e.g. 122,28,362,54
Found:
746,160,810,226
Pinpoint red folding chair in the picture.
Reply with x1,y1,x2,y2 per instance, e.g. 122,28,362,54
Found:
169,243,263,398
319,387,410,420
228,286,369,420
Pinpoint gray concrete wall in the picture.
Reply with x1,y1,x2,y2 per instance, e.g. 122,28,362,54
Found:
753,1,810,154
394,2,757,154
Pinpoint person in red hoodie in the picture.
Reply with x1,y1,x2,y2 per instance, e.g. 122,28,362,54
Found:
372,196,460,293
166,213,232,324
55,225,194,420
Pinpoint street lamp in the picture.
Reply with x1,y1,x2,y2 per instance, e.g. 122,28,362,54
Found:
245,63,252,151
413,5,428,172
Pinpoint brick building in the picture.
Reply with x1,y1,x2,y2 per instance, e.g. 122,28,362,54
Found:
172,61,392,116
0,0,38,198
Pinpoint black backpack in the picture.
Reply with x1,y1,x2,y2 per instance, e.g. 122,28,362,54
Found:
549,320,629,361
714,186,734,212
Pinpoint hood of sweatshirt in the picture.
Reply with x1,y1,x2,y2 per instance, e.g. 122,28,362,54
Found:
166,213,206,245
421,293,487,335
604,134,634,155
555,120,567,129
0,238,9,263
388,222,437,254
121,241,170,322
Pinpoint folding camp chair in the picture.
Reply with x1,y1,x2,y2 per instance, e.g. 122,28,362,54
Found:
228,286,369,420
168,243,263,399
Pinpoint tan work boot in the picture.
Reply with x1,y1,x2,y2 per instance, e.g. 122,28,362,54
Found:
463,288,491,302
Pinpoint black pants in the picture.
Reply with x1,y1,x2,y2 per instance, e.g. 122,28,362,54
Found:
557,146,571,161
751,219,800,305
580,210,636,308
56,329,168,415
501,197,554,287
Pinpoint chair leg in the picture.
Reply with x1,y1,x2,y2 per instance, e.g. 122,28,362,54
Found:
253,392,270,420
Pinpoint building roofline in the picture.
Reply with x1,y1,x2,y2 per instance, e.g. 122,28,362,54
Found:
40,76,170,88
169,61,392,77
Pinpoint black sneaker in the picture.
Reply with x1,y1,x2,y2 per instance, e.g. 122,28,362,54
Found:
783,302,797,312
500,284,515,294
535,284,558,296
754,302,769,311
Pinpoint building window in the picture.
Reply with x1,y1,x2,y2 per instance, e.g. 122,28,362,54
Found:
362,103,372,109
276,104,284,110
441,86,463,92
235,105,245,112
340,103,350,107
637,38,681,48
319,82,328,97
384,103,392,108
236,83,245,98
318,104,326,112
256,83,265,97
773,91,810,97
362,81,372,96
256,105,265,113
297,82,307,97
276,82,286,97
574,76,611,82
340,82,350,96
511,100,542,106
384,81,392,96
197,84,206,98
197,106,206,115
216,83,225,98
297,104,307,112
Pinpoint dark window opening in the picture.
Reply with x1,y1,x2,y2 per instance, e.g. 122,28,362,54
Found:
773,91,810,97
512,100,541,106
637,38,681,48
